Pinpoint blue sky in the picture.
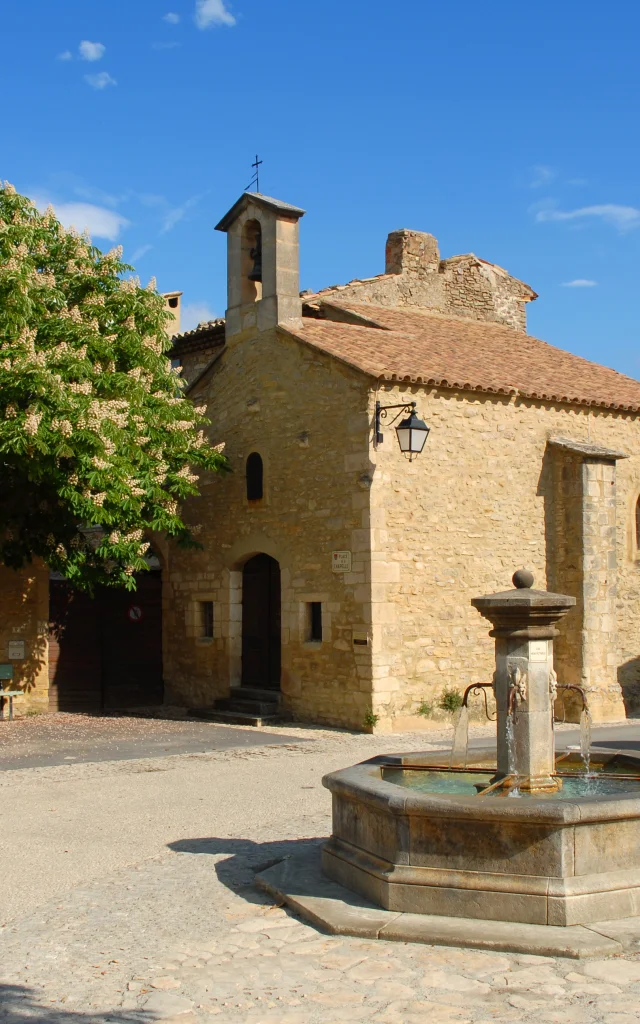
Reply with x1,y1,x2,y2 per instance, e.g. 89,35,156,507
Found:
2,1,640,376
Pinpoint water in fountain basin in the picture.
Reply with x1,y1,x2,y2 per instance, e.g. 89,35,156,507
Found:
449,705,470,768
383,767,640,800
580,708,592,773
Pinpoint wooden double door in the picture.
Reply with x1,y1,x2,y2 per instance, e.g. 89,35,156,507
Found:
241,554,281,690
48,572,163,711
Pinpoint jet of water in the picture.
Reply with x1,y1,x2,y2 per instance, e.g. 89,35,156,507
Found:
580,707,592,773
449,705,470,768
505,710,516,775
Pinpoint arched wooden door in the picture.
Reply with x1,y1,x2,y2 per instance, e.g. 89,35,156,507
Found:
241,554,281,690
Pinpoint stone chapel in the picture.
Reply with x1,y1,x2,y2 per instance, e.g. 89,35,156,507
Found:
3,190,640,728
158,191,640,731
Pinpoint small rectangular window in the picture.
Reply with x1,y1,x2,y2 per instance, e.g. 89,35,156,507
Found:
306,602,322,642
200,601,214,638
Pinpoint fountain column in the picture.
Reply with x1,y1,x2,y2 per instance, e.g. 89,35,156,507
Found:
472,570,575,792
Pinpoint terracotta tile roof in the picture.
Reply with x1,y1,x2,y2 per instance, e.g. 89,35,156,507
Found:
169,319,226,357
284,303,640,412
303,273,387,299
171,318,225,343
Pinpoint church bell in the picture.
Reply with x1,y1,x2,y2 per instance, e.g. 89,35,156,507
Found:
248,238,262,282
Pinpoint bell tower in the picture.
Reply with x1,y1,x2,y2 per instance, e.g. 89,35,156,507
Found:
215,193,306,337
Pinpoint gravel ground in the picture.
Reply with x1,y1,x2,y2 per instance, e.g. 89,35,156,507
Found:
0,710,308,770
0,718,467,925
1,715,639,1024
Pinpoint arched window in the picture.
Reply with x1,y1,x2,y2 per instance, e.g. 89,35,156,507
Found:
246,452,264,501
635,496,640,553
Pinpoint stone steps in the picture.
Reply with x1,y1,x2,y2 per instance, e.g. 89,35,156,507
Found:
189,688,281,727
214,697,278,716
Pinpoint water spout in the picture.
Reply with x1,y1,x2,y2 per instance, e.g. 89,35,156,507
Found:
505,708,516,776
461,682,497,721
449,705,470,768
556,683,589,722
580,707,592,773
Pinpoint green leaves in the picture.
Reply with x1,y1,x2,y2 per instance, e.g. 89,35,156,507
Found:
0,183,227,590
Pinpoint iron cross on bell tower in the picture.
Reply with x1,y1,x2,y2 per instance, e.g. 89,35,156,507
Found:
246,154,263,194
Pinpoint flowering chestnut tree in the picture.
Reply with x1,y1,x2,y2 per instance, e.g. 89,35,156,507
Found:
0,182,227,590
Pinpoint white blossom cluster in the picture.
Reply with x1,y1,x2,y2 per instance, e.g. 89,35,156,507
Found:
0,181,227,590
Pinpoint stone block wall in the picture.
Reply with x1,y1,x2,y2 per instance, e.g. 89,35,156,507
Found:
0,562,49,715
163,326,376,729
368,385,640,728
178,347,219,387
163,317,640,731
312,230,535,332
580,459,622,719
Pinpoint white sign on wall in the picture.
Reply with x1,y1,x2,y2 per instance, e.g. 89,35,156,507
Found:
332,550,352,573
8,641,25,661
529,640,548,663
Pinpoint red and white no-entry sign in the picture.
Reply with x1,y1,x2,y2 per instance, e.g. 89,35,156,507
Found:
127,605,143,622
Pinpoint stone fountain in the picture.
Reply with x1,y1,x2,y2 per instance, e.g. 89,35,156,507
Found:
471,567,574,792
320,572,640,930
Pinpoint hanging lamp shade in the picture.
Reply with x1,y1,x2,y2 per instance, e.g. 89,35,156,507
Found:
395,410,430,458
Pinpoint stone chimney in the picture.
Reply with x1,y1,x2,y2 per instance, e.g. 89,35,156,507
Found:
162,291,182,338
385,230,440,277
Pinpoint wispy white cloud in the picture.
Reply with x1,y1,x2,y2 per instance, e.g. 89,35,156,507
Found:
73,184,122,207
195,0,236,28
181,302,216,332
136,192,167,209
562,279,598,288
536,203,640,232
33,197,129,241
69,185,167,211
160,194,204,234
163,11,181,22
529,164,555,188
131,244,153,262
57,50,73,61
85,71,117,90
79,40,105,62
152,40,181,50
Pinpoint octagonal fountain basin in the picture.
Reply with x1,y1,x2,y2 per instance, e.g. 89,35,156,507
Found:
321,748,640,928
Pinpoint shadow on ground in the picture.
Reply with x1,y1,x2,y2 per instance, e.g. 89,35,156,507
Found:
168,835,325,906
0,983,147,1024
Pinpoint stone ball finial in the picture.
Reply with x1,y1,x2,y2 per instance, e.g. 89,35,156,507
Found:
512,569,534,590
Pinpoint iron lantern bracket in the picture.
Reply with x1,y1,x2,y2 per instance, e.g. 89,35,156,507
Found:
374,401,416,447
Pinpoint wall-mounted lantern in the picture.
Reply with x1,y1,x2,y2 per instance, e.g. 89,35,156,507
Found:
375,401,430,461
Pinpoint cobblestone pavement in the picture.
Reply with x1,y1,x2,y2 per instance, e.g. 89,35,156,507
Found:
2,722,640,1024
